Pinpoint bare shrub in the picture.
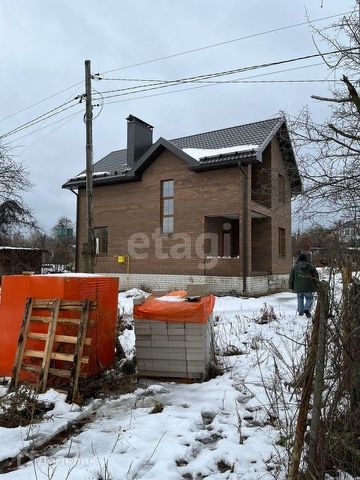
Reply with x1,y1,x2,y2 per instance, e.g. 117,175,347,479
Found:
255,303,278,324
149,399,165,414
0,385,54,428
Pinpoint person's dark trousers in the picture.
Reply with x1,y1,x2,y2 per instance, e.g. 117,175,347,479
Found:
297,292,314,315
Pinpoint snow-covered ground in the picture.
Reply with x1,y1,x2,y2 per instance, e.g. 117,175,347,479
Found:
0,290,309,480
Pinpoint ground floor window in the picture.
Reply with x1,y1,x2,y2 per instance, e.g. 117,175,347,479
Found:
94,226,108,254
204,217,239,257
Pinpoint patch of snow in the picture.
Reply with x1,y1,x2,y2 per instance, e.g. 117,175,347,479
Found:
124,288,150,298
0,289,313,480
183,144,259,161
155,295,185,302
0,389,97,464
75,171,111,179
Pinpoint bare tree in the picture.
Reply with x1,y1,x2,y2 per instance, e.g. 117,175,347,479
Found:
286,5,360,478
290,4,360,223
0,147,36,243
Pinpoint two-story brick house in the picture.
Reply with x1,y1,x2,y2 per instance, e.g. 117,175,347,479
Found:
63,114,301,294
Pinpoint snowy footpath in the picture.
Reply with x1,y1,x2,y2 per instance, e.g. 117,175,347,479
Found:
0,291,308,480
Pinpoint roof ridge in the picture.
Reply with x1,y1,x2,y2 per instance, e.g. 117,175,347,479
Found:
100,116,285,157
169,116,284,143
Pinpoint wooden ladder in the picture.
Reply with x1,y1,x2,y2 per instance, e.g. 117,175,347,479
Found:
9,298,94,403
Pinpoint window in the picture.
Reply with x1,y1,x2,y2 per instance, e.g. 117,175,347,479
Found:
161,180,174,233
278,227,286,257
278,174,285,203
94,227,108,254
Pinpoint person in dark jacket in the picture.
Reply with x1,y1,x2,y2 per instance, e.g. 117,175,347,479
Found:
289,253,319,318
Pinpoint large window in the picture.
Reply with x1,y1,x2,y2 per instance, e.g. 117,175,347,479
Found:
94,226,108,254
278,227,286,257
161,180,174,233
278,174,285,203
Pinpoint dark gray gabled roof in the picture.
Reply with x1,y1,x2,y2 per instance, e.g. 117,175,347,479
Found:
92,149,128,175
170,117,281,151
63,116,301,193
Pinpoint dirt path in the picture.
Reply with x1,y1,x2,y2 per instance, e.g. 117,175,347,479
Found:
0,410,96,474
0,374,137,474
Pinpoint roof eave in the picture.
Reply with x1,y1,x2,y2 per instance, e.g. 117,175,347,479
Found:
253,116,302,196
62,173,139,189
275,122,303,195
190,155,258,172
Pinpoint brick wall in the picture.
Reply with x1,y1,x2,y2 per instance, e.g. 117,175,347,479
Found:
268,137,292,275
101,272,270,295
76,138,293,282
78,150,244,275
98,272,289,295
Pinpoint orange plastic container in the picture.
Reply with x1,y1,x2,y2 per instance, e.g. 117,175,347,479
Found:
0,274,119,377
133,290,215,323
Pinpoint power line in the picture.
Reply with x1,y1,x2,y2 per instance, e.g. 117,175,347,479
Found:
99,79,347,94
101,78,325,107
97,11,351,75
93,47,358,101
0,80,83,124
0,11,351,144
17,112,83,154
180,79,346,83
99,62,325,84
0,101,80,141
2,47,353,142
3,62,325,143
101,67,347,107
4,110,83,146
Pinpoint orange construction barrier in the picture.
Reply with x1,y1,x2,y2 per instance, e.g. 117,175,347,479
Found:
133,290,215,323
0,274,119,377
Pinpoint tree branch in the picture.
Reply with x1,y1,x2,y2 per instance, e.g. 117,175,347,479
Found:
328,123,360,141
311,95,351,103
342,75,360,115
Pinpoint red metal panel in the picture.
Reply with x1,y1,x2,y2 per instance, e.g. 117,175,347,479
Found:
0,275,119,377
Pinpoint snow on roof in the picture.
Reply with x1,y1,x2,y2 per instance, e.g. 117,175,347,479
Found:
75,171,111,179
182,144,259,161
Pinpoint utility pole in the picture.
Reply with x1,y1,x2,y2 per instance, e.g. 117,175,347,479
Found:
84,59,95,273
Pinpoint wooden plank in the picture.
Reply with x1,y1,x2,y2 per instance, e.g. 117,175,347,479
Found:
33,299,96,309
8,298,34,391
49,367,71,378
22,365,88,379
30,316,94,326
67,300,91,403
48,368,89,378
34,305,85,312
39,299,61,392
51,334,91,345
22,364,40,374
24,350,89,364
27,332,91,346
31,315,78,323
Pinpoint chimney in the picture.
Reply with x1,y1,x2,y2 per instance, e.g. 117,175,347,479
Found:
126,115,153,166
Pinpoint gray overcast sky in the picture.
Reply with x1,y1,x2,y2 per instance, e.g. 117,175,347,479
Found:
0,0,355,232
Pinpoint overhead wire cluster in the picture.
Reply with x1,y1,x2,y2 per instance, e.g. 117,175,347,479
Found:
0,10,352,149
90,47,357,105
